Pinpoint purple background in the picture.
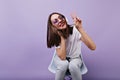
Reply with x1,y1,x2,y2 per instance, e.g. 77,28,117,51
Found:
0,0,120,80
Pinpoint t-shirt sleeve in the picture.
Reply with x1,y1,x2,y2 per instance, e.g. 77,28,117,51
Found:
55,45,61,49
77,30,82,39
74,26,82,39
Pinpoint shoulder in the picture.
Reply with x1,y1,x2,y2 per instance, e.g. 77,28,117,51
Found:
70,24,79,34
71,24,82,39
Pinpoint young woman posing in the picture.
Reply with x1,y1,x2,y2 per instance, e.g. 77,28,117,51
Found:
47,12,96,80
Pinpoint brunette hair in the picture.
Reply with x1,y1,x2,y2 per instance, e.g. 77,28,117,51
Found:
47,12,73,48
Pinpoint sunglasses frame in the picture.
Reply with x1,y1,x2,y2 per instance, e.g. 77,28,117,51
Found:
52,15,65,25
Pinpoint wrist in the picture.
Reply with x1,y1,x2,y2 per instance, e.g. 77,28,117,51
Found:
77,26,84,31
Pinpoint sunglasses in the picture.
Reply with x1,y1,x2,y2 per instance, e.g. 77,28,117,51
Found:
52,15,65,25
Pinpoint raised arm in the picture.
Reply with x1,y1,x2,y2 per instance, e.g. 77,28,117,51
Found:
71,14,96,50
78,27,96,50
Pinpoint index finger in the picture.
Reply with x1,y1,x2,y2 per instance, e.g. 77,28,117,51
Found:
71,12,77,20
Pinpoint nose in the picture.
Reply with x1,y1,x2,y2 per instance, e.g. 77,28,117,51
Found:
58,18,62,22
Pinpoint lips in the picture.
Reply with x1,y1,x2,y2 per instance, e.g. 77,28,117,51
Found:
58,21,65,27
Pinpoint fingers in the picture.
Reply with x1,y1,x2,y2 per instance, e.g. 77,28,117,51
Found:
71,12,77,21
76,17,82,23
71,13,77,25
58,31,62,36
71,12,81,22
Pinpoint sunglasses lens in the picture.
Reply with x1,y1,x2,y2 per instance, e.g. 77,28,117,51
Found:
53,19,58,24
59,15,64,20
52,15,65,25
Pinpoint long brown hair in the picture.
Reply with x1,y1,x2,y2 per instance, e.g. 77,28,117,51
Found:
47,12,73,48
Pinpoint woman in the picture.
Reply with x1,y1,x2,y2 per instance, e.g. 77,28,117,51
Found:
47,12,96,80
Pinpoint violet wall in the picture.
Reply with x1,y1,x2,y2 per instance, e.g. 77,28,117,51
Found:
0,0,120,80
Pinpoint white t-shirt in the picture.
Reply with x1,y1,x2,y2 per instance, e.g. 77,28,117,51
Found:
56,25,82,58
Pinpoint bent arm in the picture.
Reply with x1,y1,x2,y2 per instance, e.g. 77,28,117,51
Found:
56,36,66,60
78,28,96,50
71,14,96,51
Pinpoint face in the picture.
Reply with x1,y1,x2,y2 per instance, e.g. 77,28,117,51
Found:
50,14,67,30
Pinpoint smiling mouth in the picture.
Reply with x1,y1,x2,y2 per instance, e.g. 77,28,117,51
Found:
59,23,65,27
58,21,66,27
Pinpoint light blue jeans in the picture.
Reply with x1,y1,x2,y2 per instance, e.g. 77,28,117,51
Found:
54,56,82,80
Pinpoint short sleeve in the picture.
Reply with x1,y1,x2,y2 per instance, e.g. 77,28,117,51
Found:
77,30,82,39
74,26,82,39
55,46,61,49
